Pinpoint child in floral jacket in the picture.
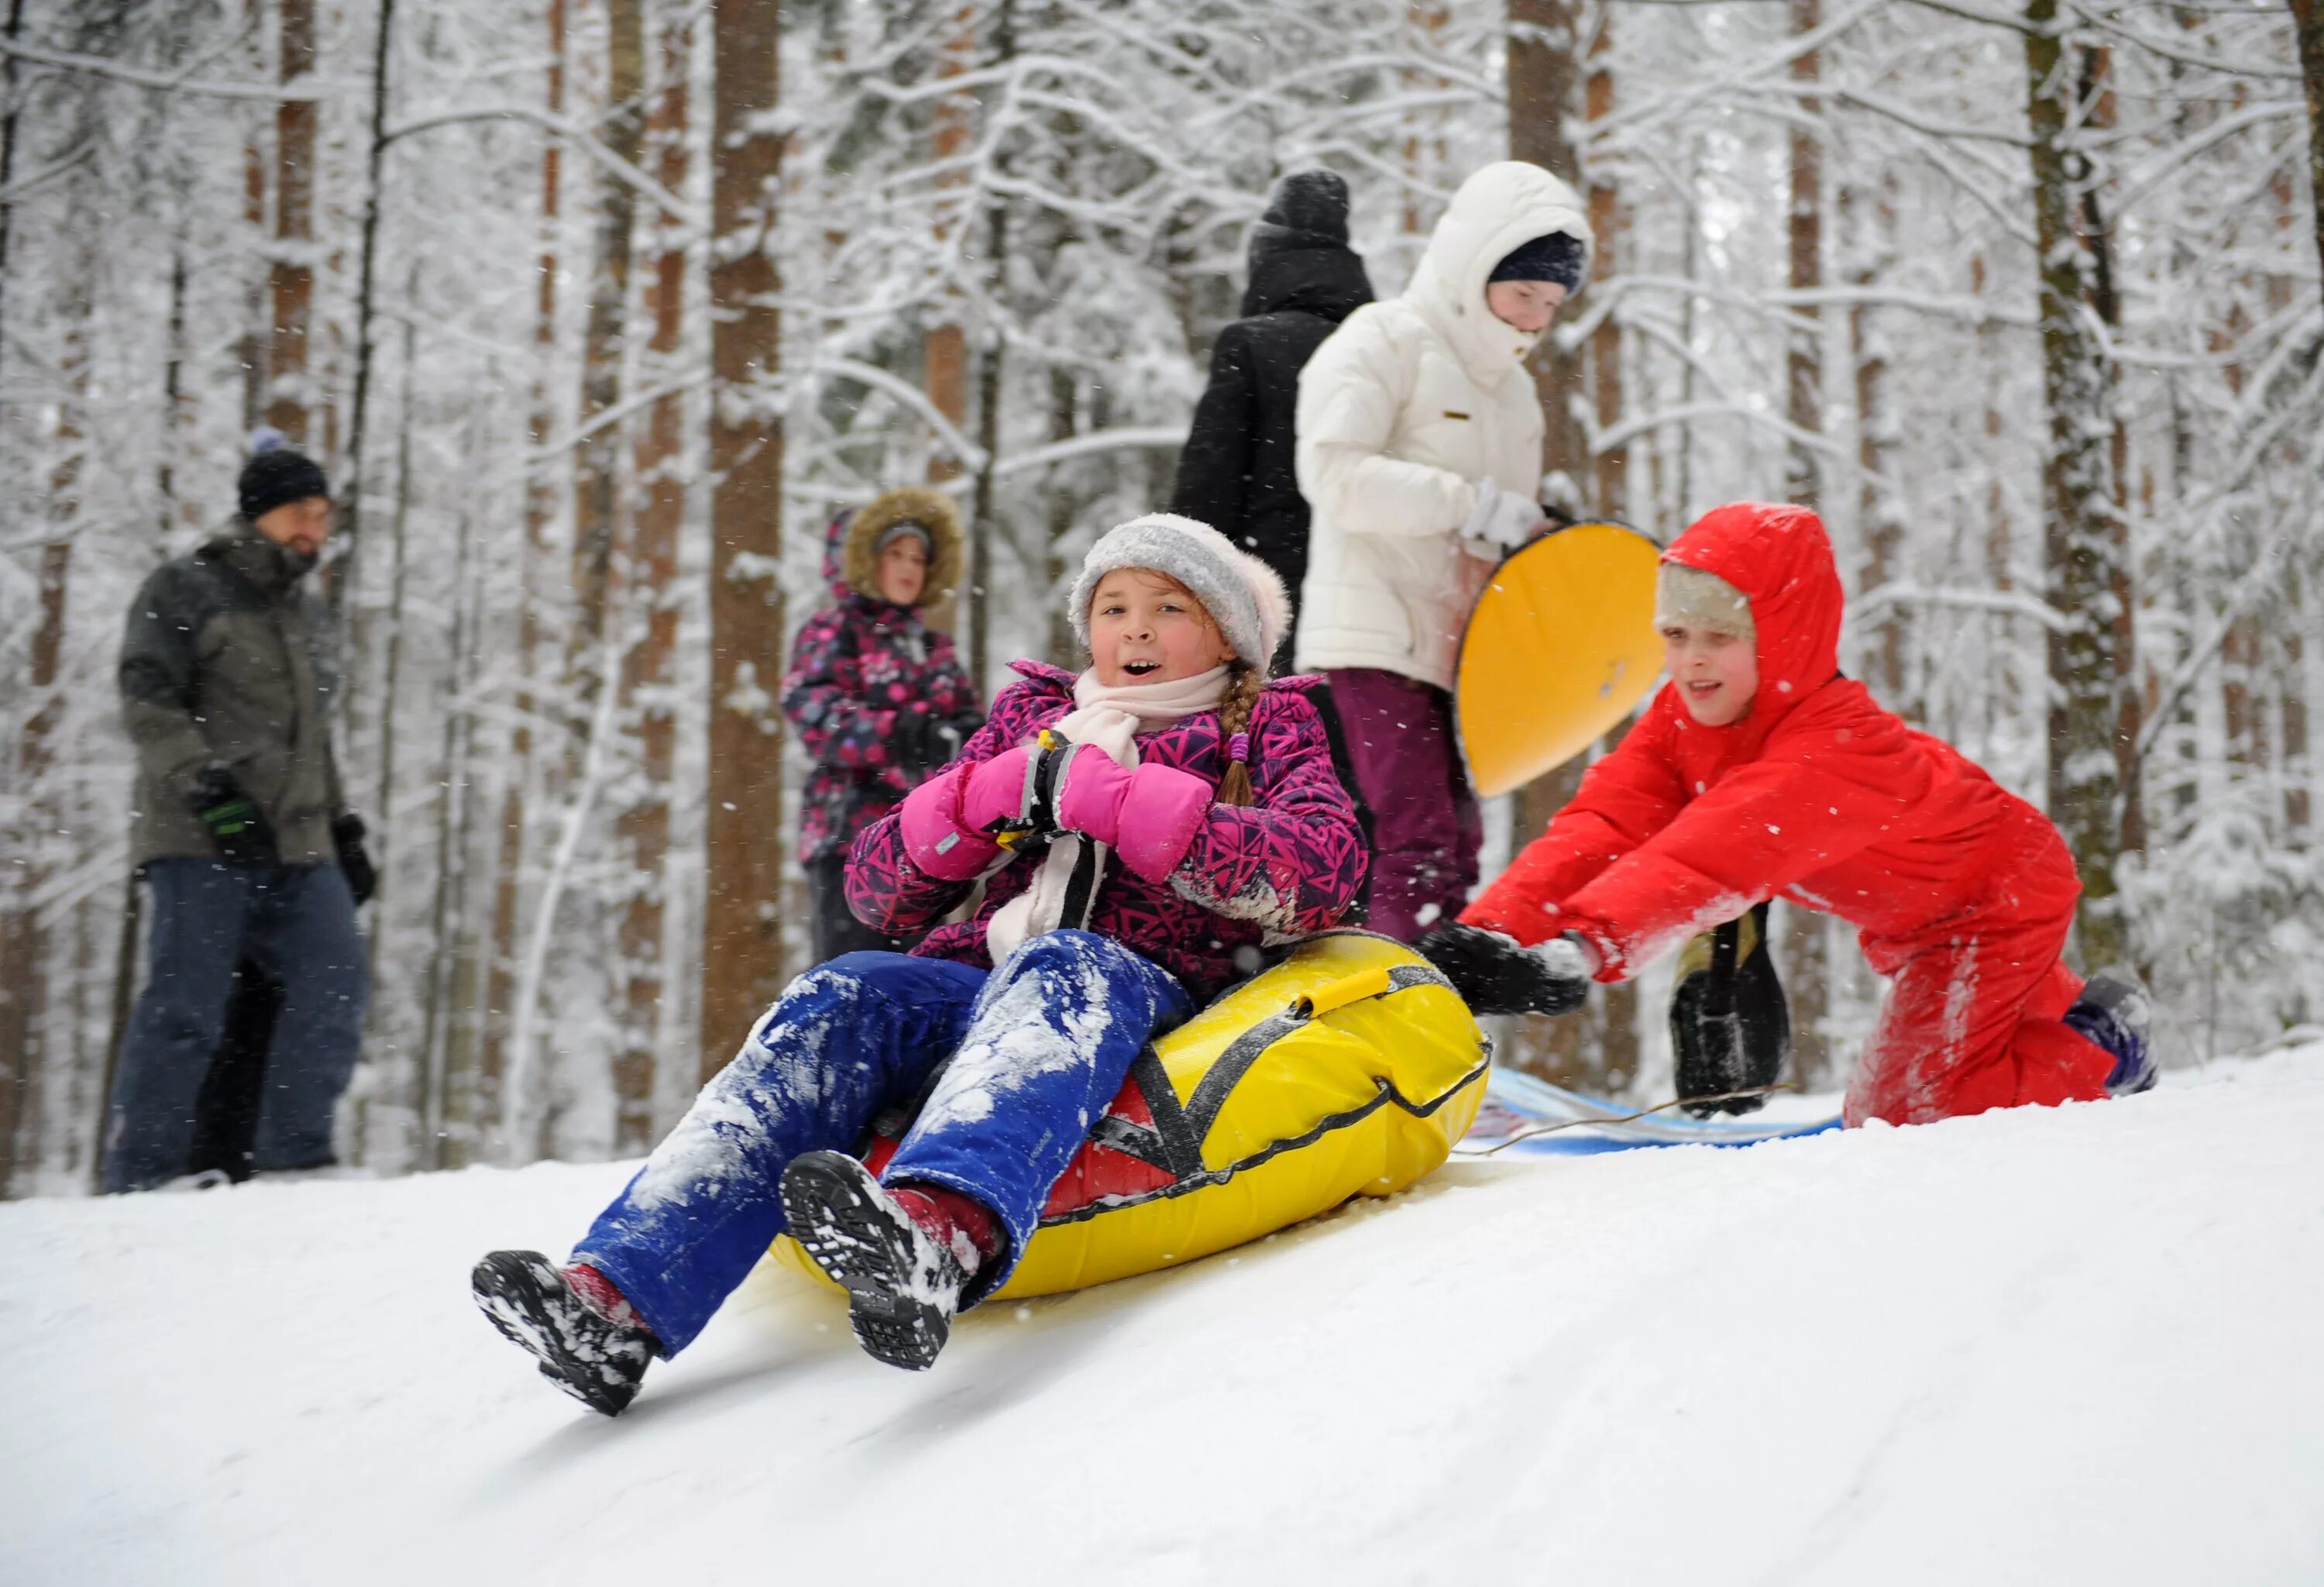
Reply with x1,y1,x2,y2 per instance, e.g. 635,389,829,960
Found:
474,515,1365,1415
781,487,982,960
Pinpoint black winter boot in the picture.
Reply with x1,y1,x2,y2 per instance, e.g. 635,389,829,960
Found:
779,1151,968,1372
471,1250,658,1417
1669,904,1790,1116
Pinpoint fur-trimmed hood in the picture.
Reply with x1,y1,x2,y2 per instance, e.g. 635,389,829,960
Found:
837,486,964,606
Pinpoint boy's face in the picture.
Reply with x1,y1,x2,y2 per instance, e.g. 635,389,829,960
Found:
1088,568,1232,688
876,538,928,605
1661,621,1758,728
1485,279,1569,334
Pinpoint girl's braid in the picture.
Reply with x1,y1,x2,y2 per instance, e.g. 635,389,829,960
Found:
1215,660,1265,807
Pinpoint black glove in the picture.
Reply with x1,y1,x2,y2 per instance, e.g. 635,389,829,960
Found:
332,813,378,905
189,766,278,868
1415,923,1593,1018
1669,904,1789,1116
893,711,976,779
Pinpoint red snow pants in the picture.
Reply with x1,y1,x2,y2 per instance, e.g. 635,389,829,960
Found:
1842,826,2116,1126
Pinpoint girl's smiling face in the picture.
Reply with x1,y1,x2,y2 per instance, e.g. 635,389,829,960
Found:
1088,568,1232,687
1661,621,1758,727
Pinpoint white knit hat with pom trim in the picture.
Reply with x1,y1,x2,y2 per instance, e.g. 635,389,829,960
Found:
1068,513,1291,676
1655,561,1755,645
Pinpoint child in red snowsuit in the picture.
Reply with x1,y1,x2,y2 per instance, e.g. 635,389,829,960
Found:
1422,501,2153,1127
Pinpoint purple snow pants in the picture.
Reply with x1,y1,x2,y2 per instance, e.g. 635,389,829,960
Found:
1322,668,1482,943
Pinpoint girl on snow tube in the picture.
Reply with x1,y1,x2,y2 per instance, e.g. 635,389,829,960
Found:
473,514,1481,1417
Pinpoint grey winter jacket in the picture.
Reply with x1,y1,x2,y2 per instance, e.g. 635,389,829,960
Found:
119,524,346,867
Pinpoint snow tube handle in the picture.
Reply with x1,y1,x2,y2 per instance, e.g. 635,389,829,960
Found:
1290,964,1397,1022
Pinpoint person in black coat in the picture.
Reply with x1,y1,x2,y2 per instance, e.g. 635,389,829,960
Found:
1170,170,1373,669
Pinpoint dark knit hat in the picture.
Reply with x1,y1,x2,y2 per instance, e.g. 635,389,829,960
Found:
237,429,331,522
873,519,932,556
1487,232,1589,293
1256,170,1351,246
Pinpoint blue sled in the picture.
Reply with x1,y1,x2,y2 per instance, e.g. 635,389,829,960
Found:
1460,1065,1843,1157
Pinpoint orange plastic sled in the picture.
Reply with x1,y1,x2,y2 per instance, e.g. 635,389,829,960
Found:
1456,521,1663,797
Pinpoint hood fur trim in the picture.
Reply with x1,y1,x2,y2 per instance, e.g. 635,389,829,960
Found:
844,487,964,604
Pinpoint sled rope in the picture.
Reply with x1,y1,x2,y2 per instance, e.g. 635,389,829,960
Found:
1452,1083,1800,1156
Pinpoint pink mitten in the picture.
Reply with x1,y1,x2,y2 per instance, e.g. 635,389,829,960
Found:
958,746,1037,835
1054,752,1213,881
898,764,998,881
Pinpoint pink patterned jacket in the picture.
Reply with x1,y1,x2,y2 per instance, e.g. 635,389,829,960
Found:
845,660,1366,998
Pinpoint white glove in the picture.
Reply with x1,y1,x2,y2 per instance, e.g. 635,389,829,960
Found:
1462,478,1547,552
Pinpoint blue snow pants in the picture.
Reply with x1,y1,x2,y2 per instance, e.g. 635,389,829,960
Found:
576,930,1195,1355
103,858,369,1193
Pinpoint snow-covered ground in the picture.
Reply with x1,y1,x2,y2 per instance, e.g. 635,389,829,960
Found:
6,1049,2321,1587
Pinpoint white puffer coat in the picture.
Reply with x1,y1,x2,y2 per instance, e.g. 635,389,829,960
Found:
1292,161,1591,691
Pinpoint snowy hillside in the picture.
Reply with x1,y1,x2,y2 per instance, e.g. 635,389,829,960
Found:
7,1049,2322,1587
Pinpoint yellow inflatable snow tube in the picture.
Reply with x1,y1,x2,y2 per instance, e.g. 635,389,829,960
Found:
769,933,1488,1302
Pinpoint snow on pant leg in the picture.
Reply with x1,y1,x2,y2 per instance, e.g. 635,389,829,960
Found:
575,952,990,1354
882,930,1195,1303
103,861,257,1193
1844,917,2113,1127
1323,668,1477,942
808,852,896,963
239,862,369,1171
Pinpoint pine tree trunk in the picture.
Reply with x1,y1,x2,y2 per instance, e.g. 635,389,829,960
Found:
700,0,786,1079
266,0,320,442
1582,21,1638,1086
2023,0,2126,964
476,0,570,1164
1504,0,1590,1085
572,0,648,665
2292,0,2324,285
1779,0,1831,1081
0,0,28,387
927,5,976,663
2,288,84,1191
614,2,689,1152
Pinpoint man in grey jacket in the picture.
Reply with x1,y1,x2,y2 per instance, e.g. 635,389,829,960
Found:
103,439,375,1193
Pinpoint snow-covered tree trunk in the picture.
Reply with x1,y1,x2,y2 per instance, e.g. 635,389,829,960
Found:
613,0,689,1153
2294,0,2324,282
700,0,786,1079
2023,0,2127,965
266,0,319,443
1780,0,1831,1080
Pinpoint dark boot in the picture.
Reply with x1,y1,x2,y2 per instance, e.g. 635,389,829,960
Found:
779,1151,970,1372
471,1251,658,1417
2065,969,2157,1096
1670,903,1790,1116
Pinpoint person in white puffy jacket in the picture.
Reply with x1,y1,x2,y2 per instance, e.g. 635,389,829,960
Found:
1291,160,1592,942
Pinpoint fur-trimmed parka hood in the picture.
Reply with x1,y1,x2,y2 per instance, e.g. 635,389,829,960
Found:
837,487,964,607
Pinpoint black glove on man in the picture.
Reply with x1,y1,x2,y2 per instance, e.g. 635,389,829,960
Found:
1415,922,1594,1018
333,813,379,905
189,766,278,868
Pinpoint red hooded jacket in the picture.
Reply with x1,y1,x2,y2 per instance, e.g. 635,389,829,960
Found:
1463,502,2079,979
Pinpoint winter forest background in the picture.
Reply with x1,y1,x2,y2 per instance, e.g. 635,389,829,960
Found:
1,0,2319,1196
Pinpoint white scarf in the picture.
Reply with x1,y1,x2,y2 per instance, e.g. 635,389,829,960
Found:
985,666,1230,962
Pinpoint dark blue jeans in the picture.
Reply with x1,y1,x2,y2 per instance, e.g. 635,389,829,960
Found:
103,859,368,1193
576,931,1193,1355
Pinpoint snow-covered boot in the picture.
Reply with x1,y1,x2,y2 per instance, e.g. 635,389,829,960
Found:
779,1151,971,1372
471,1251,658,1417
2064,969,2157,1096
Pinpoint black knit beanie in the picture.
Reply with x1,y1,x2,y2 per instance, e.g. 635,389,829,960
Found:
1487,232,1589,293
1257,170,1351,245
237,432,331,522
